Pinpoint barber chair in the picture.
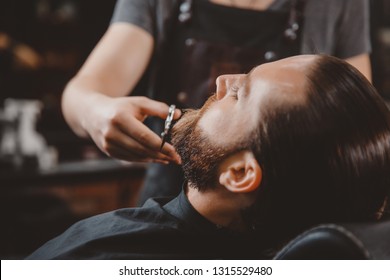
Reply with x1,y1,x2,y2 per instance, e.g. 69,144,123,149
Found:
274,220,390,260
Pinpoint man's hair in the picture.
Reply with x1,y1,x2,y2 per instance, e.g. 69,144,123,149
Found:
249,55,390,245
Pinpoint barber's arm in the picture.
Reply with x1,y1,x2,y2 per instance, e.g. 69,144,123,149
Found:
345,53,371,82
62,23,180,163
338,0,372,82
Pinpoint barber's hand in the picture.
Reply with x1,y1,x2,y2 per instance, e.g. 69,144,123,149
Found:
84,95,182,164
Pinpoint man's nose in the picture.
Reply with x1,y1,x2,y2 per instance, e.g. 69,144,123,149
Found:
216,74,241,100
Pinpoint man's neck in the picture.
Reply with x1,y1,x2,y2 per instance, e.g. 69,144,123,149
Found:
186,183,250,232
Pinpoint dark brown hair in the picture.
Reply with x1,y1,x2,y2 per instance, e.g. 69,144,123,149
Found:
250,55,390,245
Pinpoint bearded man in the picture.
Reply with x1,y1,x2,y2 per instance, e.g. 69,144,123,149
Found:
27,55,390,259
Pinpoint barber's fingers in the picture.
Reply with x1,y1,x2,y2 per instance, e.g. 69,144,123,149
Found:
94,96,181,163
132,96,182,120
157,142,181,164
105,142,169,164
117,115,181,163
126,97,181,162
101,125,175,163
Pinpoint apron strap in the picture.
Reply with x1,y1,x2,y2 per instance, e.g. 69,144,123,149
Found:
285,0,307,41
179,0,193,23
179,0,307,41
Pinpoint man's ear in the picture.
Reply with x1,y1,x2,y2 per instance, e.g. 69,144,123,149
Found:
219,150,262,193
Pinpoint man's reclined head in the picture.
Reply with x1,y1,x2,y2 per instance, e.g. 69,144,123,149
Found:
26,55,390,260
171,54,390,247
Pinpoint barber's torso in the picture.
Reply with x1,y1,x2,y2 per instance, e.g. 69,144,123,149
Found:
138,0,305,204
110,0,370,204
111,0,370,103
154,0,304,108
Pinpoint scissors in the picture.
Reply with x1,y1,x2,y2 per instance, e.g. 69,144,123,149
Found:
160,104,176,151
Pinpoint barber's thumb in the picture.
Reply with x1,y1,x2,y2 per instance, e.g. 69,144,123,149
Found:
140,99,182,120
138,99,170,118
173,108,182,119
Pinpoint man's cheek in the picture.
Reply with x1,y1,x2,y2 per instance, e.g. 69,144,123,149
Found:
198,108,227,138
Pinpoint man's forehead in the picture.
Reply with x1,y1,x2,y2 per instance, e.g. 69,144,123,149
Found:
252,55,316,78
249,55,316,102
266,54,317,68
254,55,318,75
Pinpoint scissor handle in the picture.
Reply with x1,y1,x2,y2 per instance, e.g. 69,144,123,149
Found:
160,104,176,150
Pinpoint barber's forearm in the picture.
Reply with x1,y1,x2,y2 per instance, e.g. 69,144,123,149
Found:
345,53,372,82
61,77,111,138
62,23,154,138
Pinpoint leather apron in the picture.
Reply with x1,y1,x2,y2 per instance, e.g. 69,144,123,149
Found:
138,0,305,205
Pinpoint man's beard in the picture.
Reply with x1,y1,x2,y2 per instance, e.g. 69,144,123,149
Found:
171,95,263,233
171,95,246,191
171,95,224,190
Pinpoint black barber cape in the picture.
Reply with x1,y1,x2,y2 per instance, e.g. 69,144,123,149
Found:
26,190,269,259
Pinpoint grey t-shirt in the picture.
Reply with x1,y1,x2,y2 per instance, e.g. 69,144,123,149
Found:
110,0,371,98
111,0,371,58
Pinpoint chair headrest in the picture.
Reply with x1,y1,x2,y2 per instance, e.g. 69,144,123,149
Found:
274,220,390,260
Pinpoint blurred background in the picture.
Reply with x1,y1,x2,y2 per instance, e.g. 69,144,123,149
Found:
0,0,146,259
0,0,389,259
